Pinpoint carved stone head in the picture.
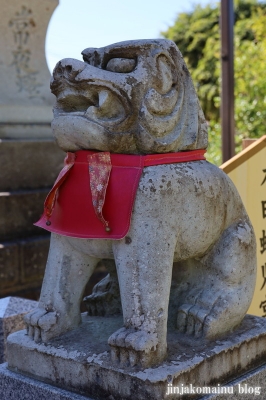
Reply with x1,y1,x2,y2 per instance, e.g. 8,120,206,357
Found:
51,39,208,154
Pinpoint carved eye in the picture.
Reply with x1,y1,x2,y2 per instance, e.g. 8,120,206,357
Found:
106,58,136,73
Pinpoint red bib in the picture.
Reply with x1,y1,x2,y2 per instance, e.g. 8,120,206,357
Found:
35,150,206,239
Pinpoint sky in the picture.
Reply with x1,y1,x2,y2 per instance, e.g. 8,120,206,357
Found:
45,0,216,73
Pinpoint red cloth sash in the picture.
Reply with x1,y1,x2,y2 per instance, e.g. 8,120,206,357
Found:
34,149,206,239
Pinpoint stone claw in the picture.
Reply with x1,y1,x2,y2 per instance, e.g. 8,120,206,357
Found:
108,327,161,368
23,307,64,343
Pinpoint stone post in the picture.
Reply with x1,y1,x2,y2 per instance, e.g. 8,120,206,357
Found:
0,0,64,298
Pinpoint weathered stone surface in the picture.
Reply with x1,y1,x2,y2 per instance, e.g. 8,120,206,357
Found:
0,139,64,191
0,296,37,363
0,235,49,296
7,314,266,400
1,361,265,400
25,39,257,370
0,363,90,400
0,188,49,241
0,0,58,138
51,40,208,153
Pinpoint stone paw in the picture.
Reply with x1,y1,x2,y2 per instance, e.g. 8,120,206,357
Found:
176,288,243,339
83,273,121,316
176,303,209,338
108,327,161,368
24,308,59,343
200,294,245,339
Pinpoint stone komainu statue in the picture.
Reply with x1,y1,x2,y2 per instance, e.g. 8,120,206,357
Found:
25,39,256,368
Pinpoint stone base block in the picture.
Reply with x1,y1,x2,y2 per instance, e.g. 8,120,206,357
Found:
0,297,37,363
0,235,49,296
0,188,49,241
1,362,266,400
6,314,266,400
1,363,266,400
0,363,90,400
0,124,53,139
0,138,64,191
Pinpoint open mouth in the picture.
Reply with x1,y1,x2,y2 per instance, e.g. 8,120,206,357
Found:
55,84,129,126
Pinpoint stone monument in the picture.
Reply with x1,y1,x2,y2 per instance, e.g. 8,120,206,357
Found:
3,39,266,399
0,0,64,298
0,0,55,135
0,296,37,363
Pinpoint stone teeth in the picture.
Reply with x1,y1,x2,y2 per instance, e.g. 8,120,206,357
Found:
98,90,110,108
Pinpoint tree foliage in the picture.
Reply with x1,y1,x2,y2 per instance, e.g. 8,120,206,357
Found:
162,0,266,165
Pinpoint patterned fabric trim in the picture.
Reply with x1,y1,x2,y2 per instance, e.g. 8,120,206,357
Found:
88,152,112,232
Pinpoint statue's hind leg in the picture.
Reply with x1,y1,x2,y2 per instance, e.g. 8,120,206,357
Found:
24,233,100,342
176,220,256,339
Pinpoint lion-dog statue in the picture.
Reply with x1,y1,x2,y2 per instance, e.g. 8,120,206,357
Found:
24,39,256,369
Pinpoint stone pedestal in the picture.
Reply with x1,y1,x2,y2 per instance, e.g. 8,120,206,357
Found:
5,314,266,400
0,296,37,363
1,361,266,400
0,139,64,298
0,0,65,298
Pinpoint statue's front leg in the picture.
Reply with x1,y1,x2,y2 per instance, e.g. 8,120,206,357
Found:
24,233,100,342
109,221,176,368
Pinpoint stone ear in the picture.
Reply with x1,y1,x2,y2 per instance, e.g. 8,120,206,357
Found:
155,54,175,94
139,51,181,139
138,43,208,151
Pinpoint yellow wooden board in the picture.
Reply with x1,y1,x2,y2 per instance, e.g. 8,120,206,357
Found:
220,135,266,317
